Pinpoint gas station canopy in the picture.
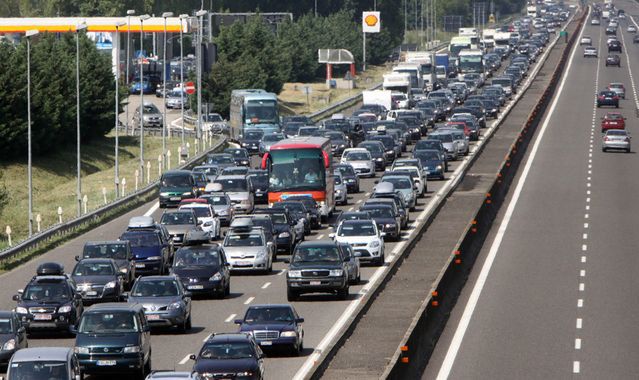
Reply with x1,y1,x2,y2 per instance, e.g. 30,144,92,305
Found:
0,17,188,34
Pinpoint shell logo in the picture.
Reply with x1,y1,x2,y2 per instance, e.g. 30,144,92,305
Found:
364,14,379,27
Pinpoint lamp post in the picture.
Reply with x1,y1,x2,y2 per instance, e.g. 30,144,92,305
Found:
139,14,150,184
115,21,126,198
76,23,87,217
179,14,189,149
162,12,174,171
25,29,38,236
196,10,208,143
125,9,135,135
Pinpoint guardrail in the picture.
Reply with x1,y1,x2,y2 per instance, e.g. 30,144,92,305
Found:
382,7,587,379
116,125,198,138
0,136,229,264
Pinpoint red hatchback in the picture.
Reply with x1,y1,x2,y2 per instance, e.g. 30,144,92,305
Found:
601,112,626,132
444,121,471,137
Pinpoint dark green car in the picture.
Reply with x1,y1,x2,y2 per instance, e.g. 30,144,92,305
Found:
159,170,197,208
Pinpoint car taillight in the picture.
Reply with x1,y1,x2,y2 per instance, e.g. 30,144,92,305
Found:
598,96,604,100
614,96,619,100
604,137,609,141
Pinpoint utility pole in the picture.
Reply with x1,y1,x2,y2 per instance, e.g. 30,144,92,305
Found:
139,14,150,184
115,21,125,198
26,29,38,236
75,23,87,217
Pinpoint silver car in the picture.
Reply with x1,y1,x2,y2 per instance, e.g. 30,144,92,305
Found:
334,172,348,205
439,128,469,156
602,129,631,152
608,83,626,99
165,90,187,109
201,192,234,226
259,133,286,156
341,148,376,177
133,102,163,128
126,276,192,331
379,174,417,211
213,175,254,214
222,220,274,273
583,46,598,58
160,209,200,246
428,132,460,161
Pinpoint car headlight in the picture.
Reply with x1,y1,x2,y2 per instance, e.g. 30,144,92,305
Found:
74,346,89,354
104,281,117,289
329,269,344,277
385,223,396,228
241,160,249,165
281,331,297,337
240,199,251,205
376,157,384,161
436,165,443,170
203,221,213,227
347,179,355,183
58,305,72,313
182,192,192,196
335,189,343,194
288,270,302,278
123,346,141,353
339,144,346,148
236,372,254,378
279,232,291,238
119,268,128,274
167,302,182,311
370,241,381,248
386,150,394,155
15,307,27,314
160,192,170,197
3,339,16,351
209,273,223,281
241,142,248,146
147,256,163,261
256,249,267,258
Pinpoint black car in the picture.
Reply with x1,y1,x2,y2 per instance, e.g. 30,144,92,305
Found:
324,131,350,156
72,303,151,377
206,153,236,169
247,169,269,204
413,149,446,180
323,119,365,147
191,333,265,379
282,196,321,229
0,311,27,364
13,263,83,333
597,90,620,108
224,148,251,166
80,241,135,289
608,40,622,53
357,141,388,170
285,241,350,301
235,304,304,355
633,34,639,44
71,259,125,304
240,129,265,154
358,204,401,241
273,201,312,236
171,233,231,299
253,209,297,254
606,54,621,67
369,135,399,162
334,163,360,193
332,210,372,229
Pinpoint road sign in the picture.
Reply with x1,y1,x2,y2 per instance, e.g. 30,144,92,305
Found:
362,12,381,33
185,81,196,95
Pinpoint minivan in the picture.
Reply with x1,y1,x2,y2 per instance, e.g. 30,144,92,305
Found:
159,170,197,208
3,347,82,380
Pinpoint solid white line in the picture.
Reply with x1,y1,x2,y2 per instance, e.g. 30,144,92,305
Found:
435,12,587,377
574,361,580,373
144,202,160,217
576,318,583,329
316,234,324,240
179,354,191,365
261,282,271,289
575,338,582,350
225,314,237,323
244,297,255,305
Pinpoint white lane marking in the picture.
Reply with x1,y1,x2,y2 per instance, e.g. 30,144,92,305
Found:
584,223,589,228
356,199,362,204
244,297,255,305
578,298,584,308
580,270,586,277
623,16,639,109
261,282,271,289
586,197,590,203
583,233,588,239
277,269,287,276
574,361,581,374
202,333,212,342
581,256,587,263
225,314,237,323
585,214,589,219
365,192,371,196
144,202,160,216
582,244,587,251
316,234,324,240
575,338,582,350
179,354,191,365
576,318,583,329
348,207,354,211
585,205,590,210
579,283,585,292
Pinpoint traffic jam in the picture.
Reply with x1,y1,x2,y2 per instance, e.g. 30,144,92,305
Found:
0,4,572,379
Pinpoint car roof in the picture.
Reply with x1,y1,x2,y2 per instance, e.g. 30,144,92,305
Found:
162,170,192,176
10,347,72,363
147,371,196,379
85,302,144,313
215,174,247,180
76,258,116,264
248,304,293,309
135,275,178,282
297,240,339,248
206,332,252,343
84,240,127,246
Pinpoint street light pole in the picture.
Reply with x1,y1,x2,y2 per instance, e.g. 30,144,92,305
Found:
125,9,135,135
139,14,150,184
196,10,208,142
76,23,87,217
115,21,125,198
26,29,38,236
179,14,188,150
162,12,174,171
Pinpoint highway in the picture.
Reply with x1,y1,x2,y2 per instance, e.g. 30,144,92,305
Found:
425,2,639,378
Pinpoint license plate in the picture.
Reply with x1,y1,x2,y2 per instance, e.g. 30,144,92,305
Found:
188,285,204,290
34,314,52,320
86,291,97,296
146,314,160,320
236,261,251,266
309,281,322,286
97,360,116,366
260,341,273,346
170,197,181,201
135,263,145,268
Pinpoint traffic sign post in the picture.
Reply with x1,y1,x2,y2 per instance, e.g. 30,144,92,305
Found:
184,81,196,95
362,12,381,71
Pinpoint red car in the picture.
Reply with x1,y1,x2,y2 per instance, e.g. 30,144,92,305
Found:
444,121,471,137
601,112,626,132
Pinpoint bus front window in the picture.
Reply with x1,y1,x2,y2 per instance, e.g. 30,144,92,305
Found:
268,149,326,192
246,100,278,124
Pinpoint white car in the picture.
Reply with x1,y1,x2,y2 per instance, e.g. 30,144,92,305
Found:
580,36,592,45
628,25,637,33
583,47,598,58
178,203,221,240
341,148,376,177
330,219,386,266
391,166,427,198
591,18,601,25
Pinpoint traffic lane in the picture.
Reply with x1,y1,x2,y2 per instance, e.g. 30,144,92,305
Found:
121,94,187,131
424,14,598,378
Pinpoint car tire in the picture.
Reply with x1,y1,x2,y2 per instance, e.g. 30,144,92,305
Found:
224,281,231,297
142,355,152,379
602,147,607,152
287,288,299,302
338,286,349,300
626,148,631,153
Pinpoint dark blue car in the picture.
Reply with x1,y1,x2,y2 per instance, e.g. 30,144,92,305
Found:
119,230,171,276
235,304,304,355
413,149,446,180
191,333,265,380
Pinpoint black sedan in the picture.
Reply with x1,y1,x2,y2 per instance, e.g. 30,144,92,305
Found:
71,259,125,304
235,304,304,355
596,90,620,108
0,311,27,364
606,54,621,67
334,163,360,193
171,242,231,299
191,333,265,379
608,40,622,53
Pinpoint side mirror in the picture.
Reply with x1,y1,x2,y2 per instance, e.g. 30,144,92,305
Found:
189,354,197,361
75,255,80,261
143,325,151,332
380,232,387,237
184,291,193,298
296,317,305,323
284,259,291,264
344,256,350,262
121,292,129,300
74,294,83,301
12,294,20,302
68,325,78,335
234,319,243,325
17,326,25,334
17,289,24,295
328,233,336,239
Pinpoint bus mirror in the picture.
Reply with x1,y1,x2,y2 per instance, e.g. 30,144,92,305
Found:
322,151,330,168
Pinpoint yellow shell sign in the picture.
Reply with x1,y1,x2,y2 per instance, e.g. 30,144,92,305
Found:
365,14,379,27
362,11,381,33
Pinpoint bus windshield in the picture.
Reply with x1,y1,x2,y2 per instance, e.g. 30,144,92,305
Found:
459,56,483,73
268,149,326,192
246,99,278,124
450,44,471,57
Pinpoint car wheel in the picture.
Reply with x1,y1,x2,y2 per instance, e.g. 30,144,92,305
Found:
602,147,607,152
338,286,349,300
142,355,152,378
287,288,299,301
626,148,631,153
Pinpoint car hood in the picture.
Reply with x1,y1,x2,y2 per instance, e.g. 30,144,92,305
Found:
335,235,378,245
164,225,196,235
131,246,162,259
289,261,343,270
239,322,296,332
76,332,140,348
128,295,182,307
344,160,373,168
226,192,250,201
172,266,218,279
72,275,116,286
213,205,231,213
193,358,259,374
224,246,266,255
0,334,15,345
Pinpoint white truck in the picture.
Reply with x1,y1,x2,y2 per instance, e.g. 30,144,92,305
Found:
362,90,392,112
392,63,423,90
382,73,411,94
494,31,512,49
405,52,435,91
602,10,610,19
482,28,496,49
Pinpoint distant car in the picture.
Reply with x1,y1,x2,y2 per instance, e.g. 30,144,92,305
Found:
606,54,621,67
235,304,305,355
240,129,265,154
165,89,188,109
628,25,637,33
132,102,163,129
248,169,269,204
591,18,601,25
601,112,626,132
273,201,312,236
583,47,598,57
201,113,228,134
608,82,626,99
213,175,255,214
413,149,446,180
340,148,375,178
200,192,234,226
222,219,274,273
333,172,348,205
580,36,592,45
602,129,631,152
121,216,173,276
605,26,617,35
258,133,285,156
334,163,360,193
634,35,639,44
596,90,620,108
190,333,265,379
283,196,321,229
80,241,135,289
223,148,251,166
0,311,28,365
178,202,220,240
126,275,192,332
608,40,622,53
220,166,249,176
160,209,200,246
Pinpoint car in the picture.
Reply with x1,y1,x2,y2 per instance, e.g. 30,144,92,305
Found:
357,141,389,171
223,148,251,167
160,209,200,246
122,216,174,275
233,214,278,253
427,132,460,161
297,126,321,137
258,133,285,156
190,333,265,380
191,171,208,195
132,102,163,129
597,90,620,108
608,40,622,53
606,54,621,67
605,26,617,35
159,170,198,208
71,259,125,304
602,129,631,152
634,35,639,44
13,263,84,333
583,46,598,57
130,75,161,94
601,112,626,132
165,89,187,109
239,128,265,154
170,232,231,299
285,241,350,301
369,134,401,162
358,203,401,241
247,169,269,205
213,175,255,214
579,36,592,46
201,113,228,134
253,208,299,252
340,148,376,178
5,347,82,380
628,25,637,33
337,242,361,285
80,241,135,289
72,303,151,377
324,131,351,156
608,82,626,99
414,140,448,170
179,202,220,240
145,371,200,380
0,311,28,365
200,192,234,226
205,153,236,170
439,128,470,156
591,18,600,25
283,196,321,229
330,219,386,266
192,165,220,183
125,275,192,332
333,172,348,206
273,201,312,236
378,175,417,211
413,149,446,180
334,163,360,193
222,219,274,273
235,304,305,355
392,166,427,198
332,210,372,229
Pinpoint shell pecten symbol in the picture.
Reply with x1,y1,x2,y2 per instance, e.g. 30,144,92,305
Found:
365,14,379,27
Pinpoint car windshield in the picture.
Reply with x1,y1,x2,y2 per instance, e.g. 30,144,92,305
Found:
338,222,376,236
275,202,304,212
361,207,393,218
298,128,319,136
142,105,159,113
335,175,343,185
224,233,264,247
168,90,183,97
606,114,623,120
382,177,412,189
194,166,218,176
174,248,220,267
120,231,160,248
205,114,223,122
73,262,115,276
132,279,180,297
161,174,191,187
263,134,284,142
284,124,301,135
345,152,370,161
222,167,248,176
83,243,128,260
414,151,440,160
360,143,383,153
23,283,70,301
79,312,139,333
244,307,295,323
607,130,627,136
0,318,13,334
207,155,235,165
395,169,419,178
161,212,196,225
248,173,268,188
205,195,229,206
180,206,211,218
245,130,264,140
7,361,69,379
214,178,248,192
225,150,249,159
325,132,346,141
336,165,356,176
200,342,255,360
292,246,341,263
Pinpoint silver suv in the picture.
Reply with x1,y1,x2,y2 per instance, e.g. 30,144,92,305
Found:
133,102,163,128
